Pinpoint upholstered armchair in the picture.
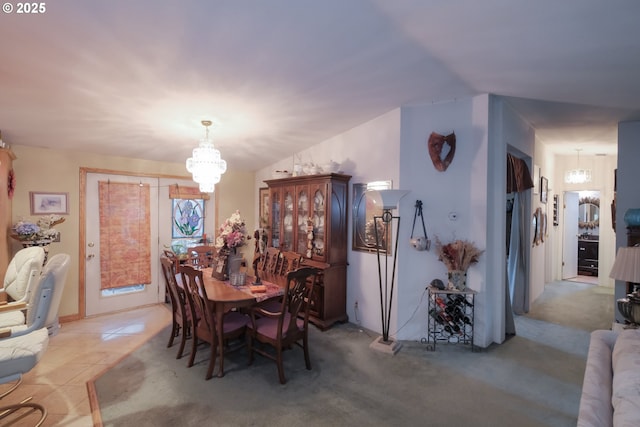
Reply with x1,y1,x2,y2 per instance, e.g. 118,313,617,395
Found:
0,263,58,425
0,253,70,336
0,247,46,328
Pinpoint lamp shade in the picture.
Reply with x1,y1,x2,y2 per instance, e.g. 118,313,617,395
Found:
610,246,640,283
377,189,409,210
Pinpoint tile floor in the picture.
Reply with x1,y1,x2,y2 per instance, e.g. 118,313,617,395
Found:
0,304,171,426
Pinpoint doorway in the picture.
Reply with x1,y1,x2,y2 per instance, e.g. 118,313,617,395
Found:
85,173,160,316
562,190,601,284
80,169,212,317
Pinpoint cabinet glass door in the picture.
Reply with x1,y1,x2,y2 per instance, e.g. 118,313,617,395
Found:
270,188,281,248
282,188,294,251
296,187,309,254
311,184,326,259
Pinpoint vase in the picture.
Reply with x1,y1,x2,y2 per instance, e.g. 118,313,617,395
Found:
624,209,640,226
447,270,467,291
226,249,243,281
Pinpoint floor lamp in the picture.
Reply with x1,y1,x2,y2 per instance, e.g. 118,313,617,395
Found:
610,246,640,327
369,189,408,355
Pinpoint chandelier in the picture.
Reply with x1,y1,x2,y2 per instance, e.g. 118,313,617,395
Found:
186,120,227,193
564,149,592,184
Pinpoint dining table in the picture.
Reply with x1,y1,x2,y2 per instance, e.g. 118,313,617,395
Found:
200,268,284,377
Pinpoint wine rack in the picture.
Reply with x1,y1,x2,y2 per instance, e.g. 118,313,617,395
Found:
426,286,476,351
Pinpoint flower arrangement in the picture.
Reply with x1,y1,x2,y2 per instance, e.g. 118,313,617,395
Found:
216,210,250,250
435,237,484,272
12,215,65,242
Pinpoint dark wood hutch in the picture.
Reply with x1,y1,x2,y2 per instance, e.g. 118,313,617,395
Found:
264,173,351,329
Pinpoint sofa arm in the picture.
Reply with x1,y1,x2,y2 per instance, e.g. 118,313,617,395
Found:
577,330,617,427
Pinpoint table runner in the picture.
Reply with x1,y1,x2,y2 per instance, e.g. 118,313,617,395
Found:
225,279,283,302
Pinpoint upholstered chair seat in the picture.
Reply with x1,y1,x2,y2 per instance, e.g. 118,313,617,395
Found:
0,327,48,379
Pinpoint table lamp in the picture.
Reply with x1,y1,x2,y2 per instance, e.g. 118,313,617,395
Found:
610,246,640,327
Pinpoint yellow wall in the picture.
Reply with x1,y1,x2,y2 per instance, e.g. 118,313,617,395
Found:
10,145,255,320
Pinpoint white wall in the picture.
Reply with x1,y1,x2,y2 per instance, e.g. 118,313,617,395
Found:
614,121,640,322
397,96,490,344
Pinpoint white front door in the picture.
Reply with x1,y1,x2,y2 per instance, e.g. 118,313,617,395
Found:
562,191,579,280
85,173,160,316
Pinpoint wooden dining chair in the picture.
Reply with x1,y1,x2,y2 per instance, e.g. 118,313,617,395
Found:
163,249,180,273
180,264,249,379
278,251,304,276
160,256,191,359
255,247,272,280
186,245,216,269
257,251,302,312
259,247,281,282
247,267,318,384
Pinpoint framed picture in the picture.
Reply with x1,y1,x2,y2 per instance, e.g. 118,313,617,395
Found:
540,176,548,204
352,181,392,254
211,252,228,281
533,165,540,195
30,191,69,215
259,187,269,228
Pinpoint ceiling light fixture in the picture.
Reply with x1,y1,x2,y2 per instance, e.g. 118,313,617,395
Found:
564,148,592,184
186,120,227,193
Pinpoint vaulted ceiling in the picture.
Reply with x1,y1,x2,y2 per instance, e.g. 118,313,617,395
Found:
1,1,639,171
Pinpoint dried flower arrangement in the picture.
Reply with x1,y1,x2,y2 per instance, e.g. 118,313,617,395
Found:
435,237,484,272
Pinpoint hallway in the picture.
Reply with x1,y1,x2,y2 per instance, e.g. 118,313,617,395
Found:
524,279,614,332
566,274,599,286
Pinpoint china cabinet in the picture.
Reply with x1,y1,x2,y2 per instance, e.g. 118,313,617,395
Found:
264,173,351,329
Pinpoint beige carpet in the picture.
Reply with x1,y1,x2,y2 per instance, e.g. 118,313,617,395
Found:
92,280,612,427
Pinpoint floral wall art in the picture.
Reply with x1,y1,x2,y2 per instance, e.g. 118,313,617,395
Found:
172,198,204,239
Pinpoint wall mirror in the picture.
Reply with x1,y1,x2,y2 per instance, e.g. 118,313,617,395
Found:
578,196,600,229
532,207,544,246
352,180,392,253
